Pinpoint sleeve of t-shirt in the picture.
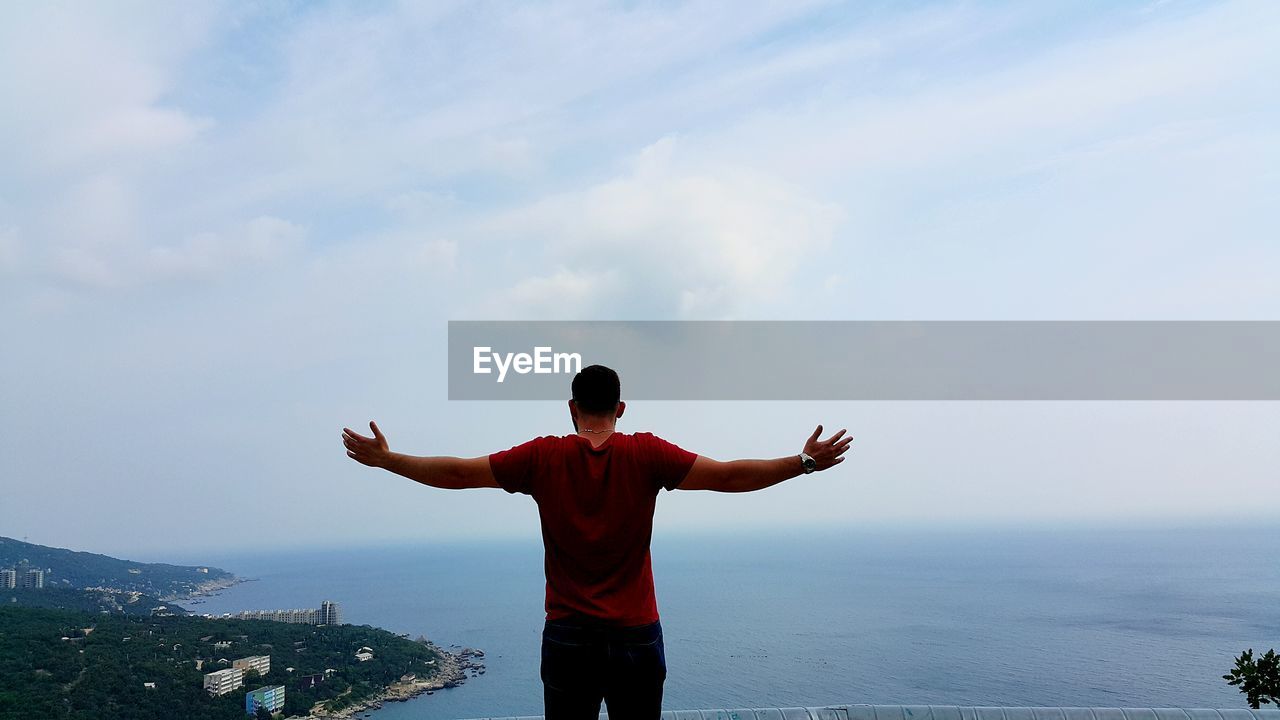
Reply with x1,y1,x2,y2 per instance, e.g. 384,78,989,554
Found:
488,437,543,496
639,432,698,493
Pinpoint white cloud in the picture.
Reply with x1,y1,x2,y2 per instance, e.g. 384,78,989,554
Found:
145,216,305,279
475,137,844,319
0,4,227,292
703,0,1279,186
385,190,462,219
50,215,305,289
0,3,216,171
43,174,140,289
51,246,122,290
415,238,459,272
2,0,1279,552
500,268,622,317
169,1,838,208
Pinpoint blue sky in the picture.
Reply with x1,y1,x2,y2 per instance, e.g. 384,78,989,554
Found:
1,1,1277,557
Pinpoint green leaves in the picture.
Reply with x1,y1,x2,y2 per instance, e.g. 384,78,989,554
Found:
0,606,444,720
1224,647,1280,709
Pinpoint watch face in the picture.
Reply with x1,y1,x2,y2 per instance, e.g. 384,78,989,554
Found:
802,456,817,471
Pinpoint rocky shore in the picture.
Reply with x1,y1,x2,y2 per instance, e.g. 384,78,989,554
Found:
160,574,244,602
304,644,483,720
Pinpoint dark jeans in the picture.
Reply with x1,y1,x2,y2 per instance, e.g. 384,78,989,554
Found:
541,616,667,719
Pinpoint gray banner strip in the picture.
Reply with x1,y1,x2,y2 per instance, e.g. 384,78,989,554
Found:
447,321,1280,400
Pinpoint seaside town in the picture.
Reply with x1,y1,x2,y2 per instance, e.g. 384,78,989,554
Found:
197,601,345,716
185,599,485,717
0,538,484,719
38,593,483,718
0,567,45,589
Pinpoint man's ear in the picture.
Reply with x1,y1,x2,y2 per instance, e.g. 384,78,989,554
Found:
568,400,580,431
615,401,626,420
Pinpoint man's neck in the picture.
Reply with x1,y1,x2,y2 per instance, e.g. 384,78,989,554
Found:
575,420,617,448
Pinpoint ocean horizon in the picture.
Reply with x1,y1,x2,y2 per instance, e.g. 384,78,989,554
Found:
154,523,1280,718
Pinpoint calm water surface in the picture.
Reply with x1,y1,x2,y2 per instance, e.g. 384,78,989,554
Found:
163,524,1280,718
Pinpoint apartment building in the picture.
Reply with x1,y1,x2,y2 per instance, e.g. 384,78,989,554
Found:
232,655,271,677
245,684,285,715
204,667,244,696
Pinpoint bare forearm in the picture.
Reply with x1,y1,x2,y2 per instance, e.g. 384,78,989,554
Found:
381,453,484,490
718,456,804,493
343,422,498,490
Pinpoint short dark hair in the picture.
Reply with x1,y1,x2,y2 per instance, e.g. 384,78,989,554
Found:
571,364,621,414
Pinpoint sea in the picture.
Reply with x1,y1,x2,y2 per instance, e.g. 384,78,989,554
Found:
159,523,1280,719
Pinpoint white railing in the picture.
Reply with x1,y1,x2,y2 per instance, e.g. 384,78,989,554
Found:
458,705,1280,720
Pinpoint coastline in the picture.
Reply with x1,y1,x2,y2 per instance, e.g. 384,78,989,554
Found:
160,574,245,603
161,569,481,717
304,646,468,720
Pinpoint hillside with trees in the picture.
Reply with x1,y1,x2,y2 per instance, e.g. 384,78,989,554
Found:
0,605,445,720
0,536,237,599
3,588,186,616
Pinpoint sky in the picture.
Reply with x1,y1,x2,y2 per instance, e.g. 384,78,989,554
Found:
1,1,1277,559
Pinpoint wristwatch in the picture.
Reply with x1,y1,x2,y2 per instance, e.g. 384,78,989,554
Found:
799,452,817,474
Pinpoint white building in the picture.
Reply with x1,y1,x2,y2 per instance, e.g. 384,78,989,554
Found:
285,608,315,624
203,667,244,696
23,569,44,589
355,646,374,662
232,655,271,676
233,607,318,624
320,600,342,625
0,569,15,589
230,601,337,626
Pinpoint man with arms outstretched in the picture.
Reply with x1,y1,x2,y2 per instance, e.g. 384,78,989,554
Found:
341,364,851,720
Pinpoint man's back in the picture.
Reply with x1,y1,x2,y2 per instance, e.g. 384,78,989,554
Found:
342,363,850,718
489,432,696,627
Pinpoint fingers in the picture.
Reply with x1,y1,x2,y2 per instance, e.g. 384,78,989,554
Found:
808,425,850,448
346,448,376,467
342,427,380,467
804,425,853,471
342,423,387,468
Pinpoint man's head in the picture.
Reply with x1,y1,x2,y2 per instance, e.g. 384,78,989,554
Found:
569,364,625,430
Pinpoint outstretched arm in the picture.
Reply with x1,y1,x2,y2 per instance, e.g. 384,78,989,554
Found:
342,421,500,490
677,425,851,493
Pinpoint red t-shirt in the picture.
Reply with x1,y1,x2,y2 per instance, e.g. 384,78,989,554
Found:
488,431,697,627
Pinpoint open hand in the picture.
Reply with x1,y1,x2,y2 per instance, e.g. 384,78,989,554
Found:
342,421,392,468
803,425,852,471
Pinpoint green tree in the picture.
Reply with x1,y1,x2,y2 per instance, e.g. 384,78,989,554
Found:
0,606,443,720
1224,648,1280,709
